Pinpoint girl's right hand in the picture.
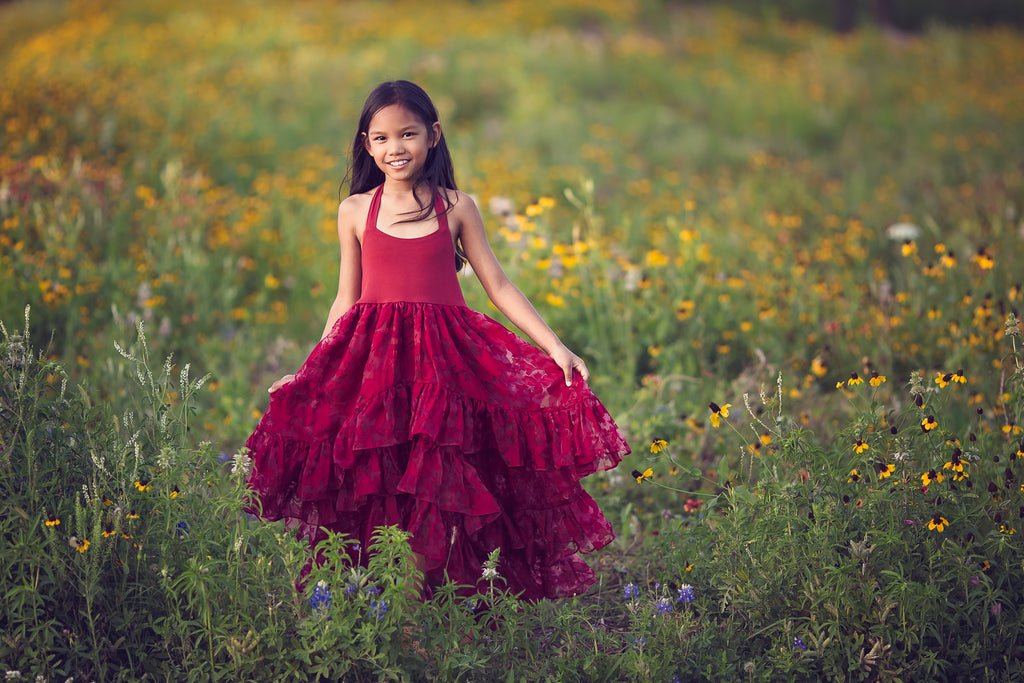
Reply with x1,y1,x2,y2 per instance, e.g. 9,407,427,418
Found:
268,374,296,393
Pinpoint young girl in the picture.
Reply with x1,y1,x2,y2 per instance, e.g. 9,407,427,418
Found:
245,80,630,600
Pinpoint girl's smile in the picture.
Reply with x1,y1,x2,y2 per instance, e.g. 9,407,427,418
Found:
363,104,441,185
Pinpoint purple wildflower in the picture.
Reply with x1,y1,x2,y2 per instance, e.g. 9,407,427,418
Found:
369,599,389,620
310,581,332,614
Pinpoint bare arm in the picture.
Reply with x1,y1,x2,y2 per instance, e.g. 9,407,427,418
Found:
454,192,588,386
319,199,363,340
269,199,362,393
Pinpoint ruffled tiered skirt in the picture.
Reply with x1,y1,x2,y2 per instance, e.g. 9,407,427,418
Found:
245,302,629,599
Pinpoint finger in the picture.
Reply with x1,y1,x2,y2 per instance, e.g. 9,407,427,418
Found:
563,361,573,387
576,358,590,384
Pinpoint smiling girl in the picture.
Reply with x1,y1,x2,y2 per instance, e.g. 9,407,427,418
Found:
245,80,629,600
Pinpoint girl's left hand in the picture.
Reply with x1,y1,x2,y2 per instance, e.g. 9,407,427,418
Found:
549,344,589,386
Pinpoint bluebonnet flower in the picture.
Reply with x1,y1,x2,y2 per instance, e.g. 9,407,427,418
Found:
655,597,673,614
623,583,641,599
793,636,807,651
310,581,332,614
343,583,357,597
364,585,381,596
677,584,695,604
633,636,647,650
175,521,189,537
368,599,389,620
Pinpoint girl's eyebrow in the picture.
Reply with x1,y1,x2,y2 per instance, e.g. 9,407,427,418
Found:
367,124,420,135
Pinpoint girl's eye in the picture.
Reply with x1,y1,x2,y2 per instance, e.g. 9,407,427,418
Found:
373,136,386,142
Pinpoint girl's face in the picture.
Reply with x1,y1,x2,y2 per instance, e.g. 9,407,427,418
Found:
363,104,441,186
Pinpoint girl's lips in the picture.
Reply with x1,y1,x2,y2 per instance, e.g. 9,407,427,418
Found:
387,159,409,168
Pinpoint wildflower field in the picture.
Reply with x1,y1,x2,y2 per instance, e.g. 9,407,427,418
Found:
2,0,1024,680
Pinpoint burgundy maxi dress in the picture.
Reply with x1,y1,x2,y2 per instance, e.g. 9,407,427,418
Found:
245,185,630,599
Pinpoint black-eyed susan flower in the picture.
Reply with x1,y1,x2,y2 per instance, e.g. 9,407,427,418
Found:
848,372,864,386
675,300,695,321
134,479,151,493
126,510,140,520
848,469,861,483
169,486,180,499
650,439,668,454
952,369,966,384
928,514,950,532
943,449,965,473
76,538,90,553
810,356,827,377
708,402,731,428
853,440,869,455
935,373,951,388
102,523,116,538
940,250,956,268
876,462,895,480
901,240,917,257
632,468,654,484
921,415,938,432
45,513,60,527
972,247,994,270
684,415,705,433
869,373,886,387
999,524,1015,535
921,469,944,486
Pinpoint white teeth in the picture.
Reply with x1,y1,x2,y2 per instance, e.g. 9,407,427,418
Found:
388,160,409,167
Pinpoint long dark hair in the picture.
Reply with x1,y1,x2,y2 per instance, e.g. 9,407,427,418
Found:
342,80,466,270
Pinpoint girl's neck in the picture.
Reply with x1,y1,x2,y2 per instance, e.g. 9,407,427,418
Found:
382,178,433,206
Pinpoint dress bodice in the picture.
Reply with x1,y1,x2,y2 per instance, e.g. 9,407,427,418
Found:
356,185,466,307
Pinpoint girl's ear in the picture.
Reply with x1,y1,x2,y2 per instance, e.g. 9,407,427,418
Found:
361,131,371,153
430,122,442,148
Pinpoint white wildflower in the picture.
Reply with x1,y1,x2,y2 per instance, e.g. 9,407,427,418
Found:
231,450,253,477
885,222,920,241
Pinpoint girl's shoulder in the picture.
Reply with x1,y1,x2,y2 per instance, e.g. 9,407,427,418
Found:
441,188,480,218
339,190,375,215
338,190,375,240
